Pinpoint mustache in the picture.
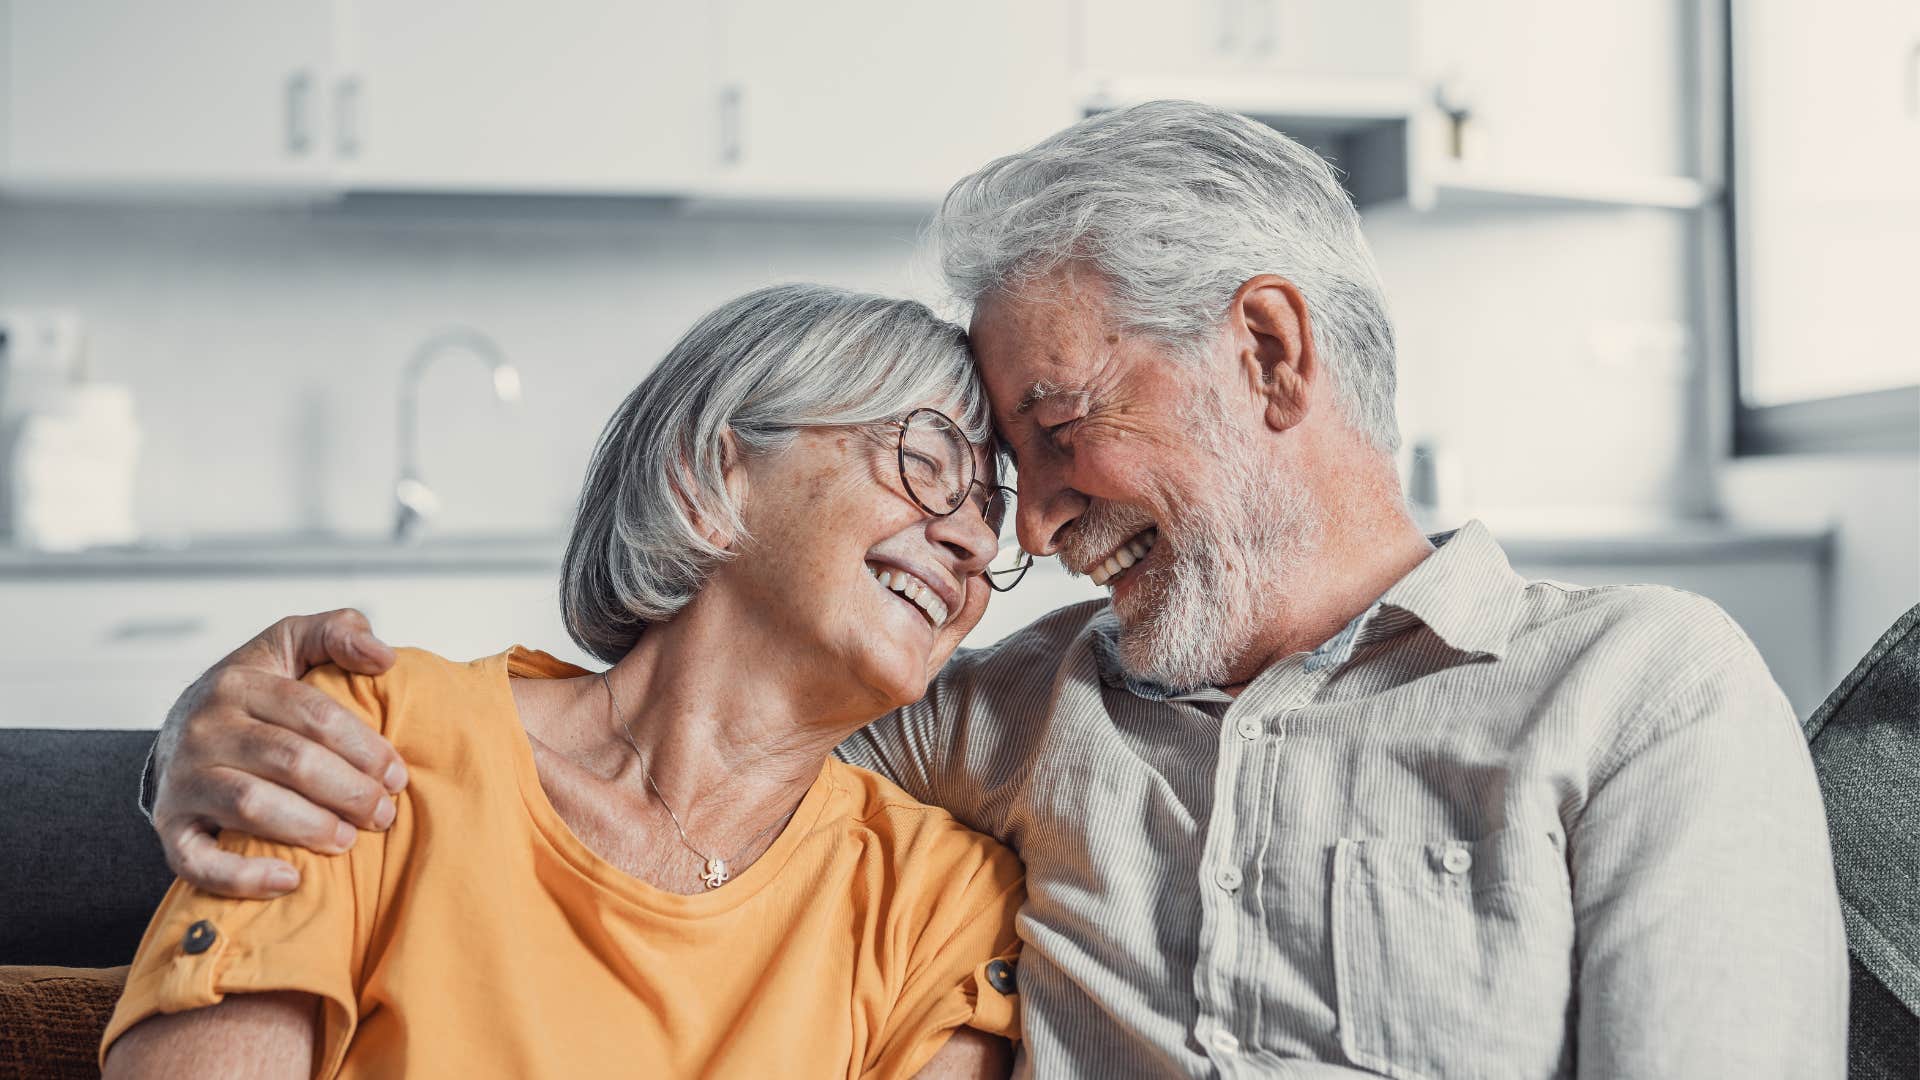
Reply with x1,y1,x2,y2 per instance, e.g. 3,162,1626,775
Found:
1059,500,1158,576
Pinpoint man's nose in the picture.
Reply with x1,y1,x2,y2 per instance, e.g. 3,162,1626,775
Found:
1015,469,1085,558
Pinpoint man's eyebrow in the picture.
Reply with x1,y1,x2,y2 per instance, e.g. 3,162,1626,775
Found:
1014,381,1064,416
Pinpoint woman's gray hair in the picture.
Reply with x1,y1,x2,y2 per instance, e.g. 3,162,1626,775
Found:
561,283,986,664
933,99,1399,453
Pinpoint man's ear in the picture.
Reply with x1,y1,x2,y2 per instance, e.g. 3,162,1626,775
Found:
1230,274,1317,433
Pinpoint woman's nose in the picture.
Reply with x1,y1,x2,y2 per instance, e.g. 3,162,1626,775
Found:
924,501,998,575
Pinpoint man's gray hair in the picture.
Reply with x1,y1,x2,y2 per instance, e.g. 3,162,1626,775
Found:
934,99,1399,453
561,283,985,664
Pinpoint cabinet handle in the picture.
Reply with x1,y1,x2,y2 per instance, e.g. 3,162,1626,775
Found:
1907,40,1919,119
285,70,314,156
336,76,364,158
1217,0,1238,55
719,84,743,166
1255,0,1279,58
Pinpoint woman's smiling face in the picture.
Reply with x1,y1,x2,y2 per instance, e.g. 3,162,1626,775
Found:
712,412,1000,711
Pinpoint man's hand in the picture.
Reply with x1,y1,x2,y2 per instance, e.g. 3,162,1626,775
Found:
152,609,404,899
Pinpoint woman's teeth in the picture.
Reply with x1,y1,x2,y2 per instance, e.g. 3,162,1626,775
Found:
1090,529,1158,587
867,564,948,627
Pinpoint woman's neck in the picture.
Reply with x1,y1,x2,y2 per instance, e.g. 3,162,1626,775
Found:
573,587,883,853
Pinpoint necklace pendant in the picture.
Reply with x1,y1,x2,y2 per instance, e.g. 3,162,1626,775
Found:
701,857,729,889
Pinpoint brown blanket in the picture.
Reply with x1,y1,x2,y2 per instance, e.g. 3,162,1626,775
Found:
0,965,127,1079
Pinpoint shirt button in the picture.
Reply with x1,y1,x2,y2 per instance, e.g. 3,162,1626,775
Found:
182,920,217,955
1234,716,1262,740
1442,847,1473,875
1215,866,1243,891
984,958,1018,995
1210,1029,1240,1055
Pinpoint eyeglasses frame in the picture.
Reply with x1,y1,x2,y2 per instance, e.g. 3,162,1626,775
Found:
889,408,1033,592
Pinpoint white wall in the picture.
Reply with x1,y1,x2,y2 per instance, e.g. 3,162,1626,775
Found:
1722,454,1920,689
0,196,1707,541
0,200,947,538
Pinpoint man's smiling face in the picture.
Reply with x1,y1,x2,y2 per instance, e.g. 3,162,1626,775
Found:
969,263,1320,690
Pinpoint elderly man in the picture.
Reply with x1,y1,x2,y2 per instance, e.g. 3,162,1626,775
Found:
143,102,1845,1077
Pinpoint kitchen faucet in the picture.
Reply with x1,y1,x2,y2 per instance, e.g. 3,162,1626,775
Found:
393,327,522,542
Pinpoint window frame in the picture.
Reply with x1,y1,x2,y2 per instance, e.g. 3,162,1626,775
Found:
1721,0,1920,457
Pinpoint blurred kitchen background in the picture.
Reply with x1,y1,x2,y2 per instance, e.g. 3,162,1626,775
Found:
0,1,1914,729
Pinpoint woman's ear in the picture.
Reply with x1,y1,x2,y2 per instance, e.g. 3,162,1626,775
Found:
1231,275,1317,433
681,428,748,552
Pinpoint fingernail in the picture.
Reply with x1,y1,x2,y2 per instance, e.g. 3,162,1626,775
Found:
332,821,357,851
383,761,409,793
372,796,396,829
267,865,299,891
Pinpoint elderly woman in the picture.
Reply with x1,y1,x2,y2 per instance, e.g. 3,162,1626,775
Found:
100,285,1032,1079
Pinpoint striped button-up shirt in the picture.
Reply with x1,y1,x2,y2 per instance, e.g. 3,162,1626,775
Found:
839,521,1847,1078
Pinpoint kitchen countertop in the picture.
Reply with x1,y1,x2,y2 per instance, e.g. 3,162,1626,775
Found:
0,517,1834,580
0,532,567,578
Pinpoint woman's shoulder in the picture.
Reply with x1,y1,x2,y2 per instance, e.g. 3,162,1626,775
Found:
300,645,523,758
822,760,1023,888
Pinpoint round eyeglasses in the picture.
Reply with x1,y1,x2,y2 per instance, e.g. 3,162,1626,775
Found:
890,408,1033,592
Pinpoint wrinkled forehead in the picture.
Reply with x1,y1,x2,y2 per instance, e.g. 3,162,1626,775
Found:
969,291,1110,407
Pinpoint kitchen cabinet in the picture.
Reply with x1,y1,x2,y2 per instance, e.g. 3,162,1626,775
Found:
0,561,582,730
334,0,713,194
1076,0,1415,88
1071,0,1423,209
708,0,1076,203
1,0,338,192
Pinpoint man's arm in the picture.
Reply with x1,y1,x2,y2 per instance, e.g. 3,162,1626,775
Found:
102,992,319,1080
1569,629,1848,1078
150,609,404,898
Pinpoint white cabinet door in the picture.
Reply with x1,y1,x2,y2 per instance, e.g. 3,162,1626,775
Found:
335,0,713,194
1077,0,1413,83
0,575,358,729
1,0,336,191
1257,0,1415,79
712,0,1075,202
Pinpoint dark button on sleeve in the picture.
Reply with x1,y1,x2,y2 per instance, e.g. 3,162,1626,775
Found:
182,920,218,955
985,958,1017,995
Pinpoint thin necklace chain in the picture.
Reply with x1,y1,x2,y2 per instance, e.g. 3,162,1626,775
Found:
599,671,799,888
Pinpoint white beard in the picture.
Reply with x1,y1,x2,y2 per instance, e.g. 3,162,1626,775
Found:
1066,390,1320,692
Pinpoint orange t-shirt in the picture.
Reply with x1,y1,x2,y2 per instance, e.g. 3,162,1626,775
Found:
102,647,1024,1078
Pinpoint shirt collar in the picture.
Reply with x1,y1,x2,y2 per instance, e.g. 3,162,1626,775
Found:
1087,518,1524,700
1368,519,1523,662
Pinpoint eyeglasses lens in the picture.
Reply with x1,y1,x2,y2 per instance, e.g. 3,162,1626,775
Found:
901,411,971,514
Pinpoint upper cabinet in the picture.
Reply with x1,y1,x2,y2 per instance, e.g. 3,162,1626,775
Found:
1077,0,1415,95
1073,0,1422,208
0,0,1074,204
1,0,337,192
334,1,713,194
707,0,1074,204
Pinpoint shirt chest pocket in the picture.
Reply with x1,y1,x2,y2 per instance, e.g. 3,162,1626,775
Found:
1331,829,1575,1080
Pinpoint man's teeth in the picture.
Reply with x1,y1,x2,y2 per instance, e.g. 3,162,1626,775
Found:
1090,529,1158,588
867,565,948,626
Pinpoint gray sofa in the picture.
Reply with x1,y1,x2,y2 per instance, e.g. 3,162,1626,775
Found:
0,730,171,968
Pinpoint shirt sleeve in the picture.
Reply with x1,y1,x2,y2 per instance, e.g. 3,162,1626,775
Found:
100,664,390,1075
1569,612,1849,1078
863,817,1026,1080
838,613,1082,845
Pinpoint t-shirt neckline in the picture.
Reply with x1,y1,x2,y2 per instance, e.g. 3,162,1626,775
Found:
487,646,840,919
